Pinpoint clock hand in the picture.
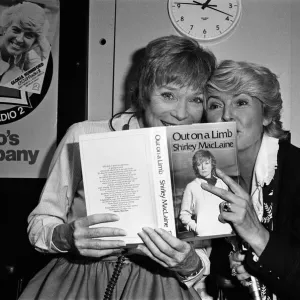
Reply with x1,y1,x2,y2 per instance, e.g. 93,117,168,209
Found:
193,0,233,17
201,0,211,10
174,2,217,7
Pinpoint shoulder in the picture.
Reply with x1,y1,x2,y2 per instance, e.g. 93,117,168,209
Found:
276,140,300,190
278,140,300,169
187,178,204,188
63,120,111,142
185,178,197,187
279,140,300,154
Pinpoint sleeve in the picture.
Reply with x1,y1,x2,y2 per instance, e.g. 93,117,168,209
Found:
178,240,212,288
244,167,300,299
179,183,197,232
245,230,300,299
27,123,84,253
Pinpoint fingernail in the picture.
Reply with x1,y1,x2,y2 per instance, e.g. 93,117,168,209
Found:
142,227,152,232
120,229,127,236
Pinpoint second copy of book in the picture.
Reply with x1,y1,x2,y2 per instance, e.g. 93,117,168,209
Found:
79,122,238,245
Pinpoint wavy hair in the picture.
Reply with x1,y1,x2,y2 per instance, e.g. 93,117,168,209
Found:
1,2,50,59
192,150,216,178
205,60,289,139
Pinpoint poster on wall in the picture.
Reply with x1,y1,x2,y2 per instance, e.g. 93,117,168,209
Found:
0,0,59,178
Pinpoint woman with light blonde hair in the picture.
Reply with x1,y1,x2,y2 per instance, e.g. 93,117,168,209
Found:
0,2,50,84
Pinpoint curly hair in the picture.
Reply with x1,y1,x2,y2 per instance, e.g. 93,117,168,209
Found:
1,2,49,58
205,60,289,140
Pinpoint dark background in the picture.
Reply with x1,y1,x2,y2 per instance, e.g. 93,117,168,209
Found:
0,1,89,298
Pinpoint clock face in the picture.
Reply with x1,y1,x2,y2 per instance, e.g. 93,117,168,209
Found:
168,0,242,42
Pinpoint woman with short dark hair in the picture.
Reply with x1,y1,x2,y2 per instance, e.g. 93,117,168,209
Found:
19,35,216,300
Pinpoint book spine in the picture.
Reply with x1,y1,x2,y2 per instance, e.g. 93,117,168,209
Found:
150,128,176,236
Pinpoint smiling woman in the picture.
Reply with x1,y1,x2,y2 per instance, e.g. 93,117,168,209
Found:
0,2,50,85
203,60,299,300
19,35,218,300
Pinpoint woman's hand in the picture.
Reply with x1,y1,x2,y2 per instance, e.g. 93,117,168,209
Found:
137,227,202,276
52,213,127,257
229,251,251,282
201,169,270,256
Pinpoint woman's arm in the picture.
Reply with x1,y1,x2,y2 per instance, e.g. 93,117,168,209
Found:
137,228,211,288
28,122,127,256
27,123,83,253
202,168,300,299
244,230,300,299
179,184,197,232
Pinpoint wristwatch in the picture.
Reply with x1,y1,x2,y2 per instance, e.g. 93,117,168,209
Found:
177,268,202,280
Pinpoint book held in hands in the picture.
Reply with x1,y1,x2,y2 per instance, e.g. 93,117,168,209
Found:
79,122,238,245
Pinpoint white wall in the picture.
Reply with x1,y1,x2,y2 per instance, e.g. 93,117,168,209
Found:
88,0,300,146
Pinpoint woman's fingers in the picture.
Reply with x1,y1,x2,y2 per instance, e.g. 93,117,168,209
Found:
229,252,251,281
201,181,238,205
77,213,121,228
215,169,249,199
84,226,127,239
72,214,127,238
75,237,126,252
235,264,251,281
137,227,197,273
137,244,169,268
137,228,171,267
69,213,127,256
77,247,124,258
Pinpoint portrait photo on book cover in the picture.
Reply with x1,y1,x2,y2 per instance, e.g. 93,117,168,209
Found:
172,148,237,241
0,0,58,95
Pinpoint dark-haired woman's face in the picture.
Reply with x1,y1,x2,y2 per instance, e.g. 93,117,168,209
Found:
142,83,204,128
206,90,269,152
197,159,212,178
2,22,36,56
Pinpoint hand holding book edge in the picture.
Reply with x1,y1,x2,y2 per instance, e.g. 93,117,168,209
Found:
52,213,127,257
137,227,203,276
201,169,270,256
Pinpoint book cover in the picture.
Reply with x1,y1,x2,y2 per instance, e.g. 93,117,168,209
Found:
79,126,176,245
166,122,238,241
79,122,238,245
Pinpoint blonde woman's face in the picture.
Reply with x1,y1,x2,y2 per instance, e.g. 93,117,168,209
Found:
206,91,268,152
3,22,37,56
197,159,212,178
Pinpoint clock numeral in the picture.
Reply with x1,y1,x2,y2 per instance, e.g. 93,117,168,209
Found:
190,25,194,30
203,29,207,35
180,16,184,21
226,16,230,21
229,3,233,9
216,25,220,31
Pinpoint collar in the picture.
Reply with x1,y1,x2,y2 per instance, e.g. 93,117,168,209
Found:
251,134,279,220
111,108,140,131
253,134,279,188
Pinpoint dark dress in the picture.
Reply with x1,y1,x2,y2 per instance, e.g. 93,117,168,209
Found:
18,252,198,300
207,140,300,300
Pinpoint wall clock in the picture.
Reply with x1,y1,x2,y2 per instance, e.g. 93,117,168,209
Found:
168,0,242,43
